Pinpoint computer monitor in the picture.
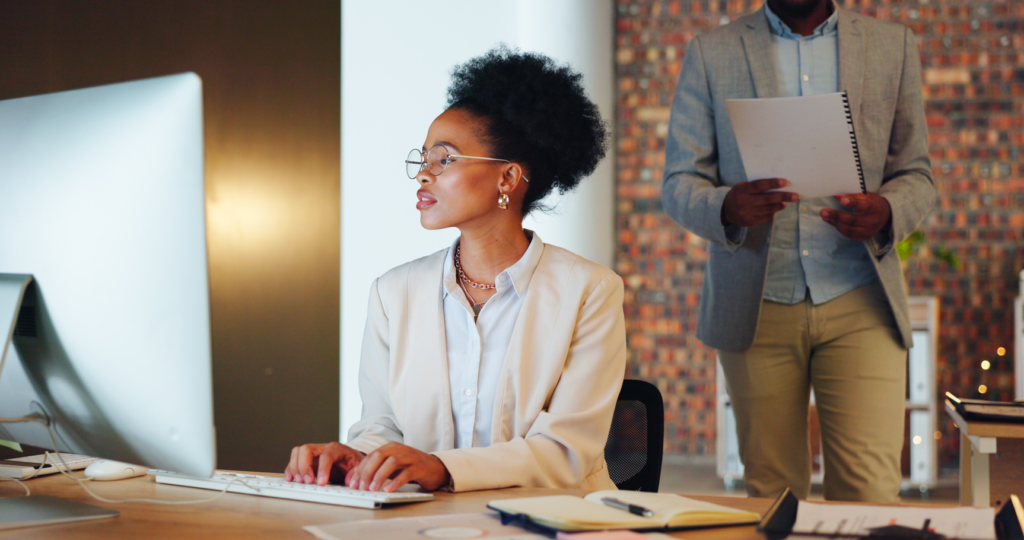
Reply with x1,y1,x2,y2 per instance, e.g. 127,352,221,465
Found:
0,73,214,478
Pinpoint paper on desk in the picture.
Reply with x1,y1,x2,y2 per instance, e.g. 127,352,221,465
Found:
0,439,22,452
792,501,996,539
303,512,545,540
725,93,865,199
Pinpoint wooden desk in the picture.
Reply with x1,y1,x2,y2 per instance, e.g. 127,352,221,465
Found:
0,473,772,539
946,401,1024,508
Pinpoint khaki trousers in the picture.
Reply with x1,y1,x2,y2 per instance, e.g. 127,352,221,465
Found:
717,283,907,503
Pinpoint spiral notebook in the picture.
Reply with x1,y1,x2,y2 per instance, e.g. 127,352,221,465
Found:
725,92,866,199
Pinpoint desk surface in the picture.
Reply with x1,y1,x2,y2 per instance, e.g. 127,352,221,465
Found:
1,473,772,539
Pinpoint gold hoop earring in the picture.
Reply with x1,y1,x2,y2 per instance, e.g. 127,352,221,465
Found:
498,193,510,210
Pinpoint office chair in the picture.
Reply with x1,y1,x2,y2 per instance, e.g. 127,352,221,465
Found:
603,379,664,492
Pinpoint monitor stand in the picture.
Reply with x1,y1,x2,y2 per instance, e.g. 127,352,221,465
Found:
0,274,33,377
0,274,118,526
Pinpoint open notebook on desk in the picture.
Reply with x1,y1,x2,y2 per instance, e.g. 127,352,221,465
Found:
488,490,760,533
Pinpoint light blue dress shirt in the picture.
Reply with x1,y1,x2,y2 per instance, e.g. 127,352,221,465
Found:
760,2,878,305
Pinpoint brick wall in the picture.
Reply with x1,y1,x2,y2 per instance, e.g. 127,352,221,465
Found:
614,0,1024,466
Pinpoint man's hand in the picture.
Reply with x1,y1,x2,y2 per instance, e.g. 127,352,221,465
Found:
821,193,892,241
345,442,451,493
285,442,364,486
721,178,800,227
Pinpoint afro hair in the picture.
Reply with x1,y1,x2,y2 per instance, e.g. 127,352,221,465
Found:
445,45,608,215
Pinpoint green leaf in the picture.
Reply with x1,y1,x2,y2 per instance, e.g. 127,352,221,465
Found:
897,230,925,260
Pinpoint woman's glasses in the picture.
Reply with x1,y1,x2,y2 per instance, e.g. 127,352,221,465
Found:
405,144,528,182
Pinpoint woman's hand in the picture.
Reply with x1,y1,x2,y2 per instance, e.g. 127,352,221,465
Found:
346,442,451,492
285,442,364,486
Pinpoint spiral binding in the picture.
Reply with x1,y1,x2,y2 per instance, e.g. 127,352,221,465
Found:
841,91,867,194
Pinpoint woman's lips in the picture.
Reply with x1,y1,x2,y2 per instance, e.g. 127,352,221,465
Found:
416,190,437,210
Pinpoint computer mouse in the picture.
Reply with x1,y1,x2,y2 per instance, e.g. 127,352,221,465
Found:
83,459,149,481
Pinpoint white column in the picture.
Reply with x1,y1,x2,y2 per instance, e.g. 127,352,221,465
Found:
968,435,996,507
517,0,616,268
340,0,616,437
1015,270,1023,400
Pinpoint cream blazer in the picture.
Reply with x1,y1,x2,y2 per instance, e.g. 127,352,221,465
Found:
346,242,626,492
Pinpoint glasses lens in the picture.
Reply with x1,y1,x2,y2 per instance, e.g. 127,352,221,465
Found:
426,145,450,176
406,149,424,179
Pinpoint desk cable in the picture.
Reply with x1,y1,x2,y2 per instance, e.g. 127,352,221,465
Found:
1,409,263,506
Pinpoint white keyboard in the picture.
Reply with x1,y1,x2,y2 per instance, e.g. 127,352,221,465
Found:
150,470,435,509
0,453,99,479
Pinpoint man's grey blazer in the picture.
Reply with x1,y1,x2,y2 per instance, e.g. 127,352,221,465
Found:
662,6,936,352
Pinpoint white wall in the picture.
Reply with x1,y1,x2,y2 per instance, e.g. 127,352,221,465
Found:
340,0,615,437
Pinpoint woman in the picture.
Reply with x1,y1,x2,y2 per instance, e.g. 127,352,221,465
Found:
285,47,625,493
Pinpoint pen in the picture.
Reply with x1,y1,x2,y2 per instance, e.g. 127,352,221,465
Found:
600,497,655,518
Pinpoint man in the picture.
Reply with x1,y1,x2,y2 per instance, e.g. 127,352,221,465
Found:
662,0,935,502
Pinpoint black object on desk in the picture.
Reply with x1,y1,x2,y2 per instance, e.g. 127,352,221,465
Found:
758,488,1024,540
601,496,655,517
946,393,1024,424
996,495,1024,540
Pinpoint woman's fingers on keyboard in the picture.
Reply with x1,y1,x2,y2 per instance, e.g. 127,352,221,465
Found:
285,446,299,481
368,455,401,491
316,443,357,485
384,469,413,493
294,444,325,483
352,447,389,490
353,443,447,492
316,446,336,485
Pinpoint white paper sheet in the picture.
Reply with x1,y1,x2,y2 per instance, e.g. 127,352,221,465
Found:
725,93,865,199
792,501,996,540
303,512,545,540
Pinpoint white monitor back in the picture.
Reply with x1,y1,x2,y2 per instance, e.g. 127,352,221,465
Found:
0,73,214,477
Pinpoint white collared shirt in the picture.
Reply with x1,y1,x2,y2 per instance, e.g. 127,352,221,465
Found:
442,231,544,449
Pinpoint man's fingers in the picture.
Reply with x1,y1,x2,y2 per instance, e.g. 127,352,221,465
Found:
824,209,880,228
747,178,788,193
834,194,874,211
735,207,781,227
823,211,875,240
829,210,861,226
751,203,786,217
749,192,797,206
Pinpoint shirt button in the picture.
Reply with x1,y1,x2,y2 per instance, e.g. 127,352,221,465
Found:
802,250,810,256
498,275,507,282
802,74,809,82
464,389,473,396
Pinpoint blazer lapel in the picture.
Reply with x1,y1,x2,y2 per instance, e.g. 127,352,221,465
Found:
741,6,779,99
489,244,566,444
838,9,865,133
405,250,455,451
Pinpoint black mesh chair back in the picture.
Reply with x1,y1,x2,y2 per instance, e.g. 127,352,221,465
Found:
603,379,664,492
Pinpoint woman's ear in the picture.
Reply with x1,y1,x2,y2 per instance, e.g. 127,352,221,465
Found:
498,163,527,195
